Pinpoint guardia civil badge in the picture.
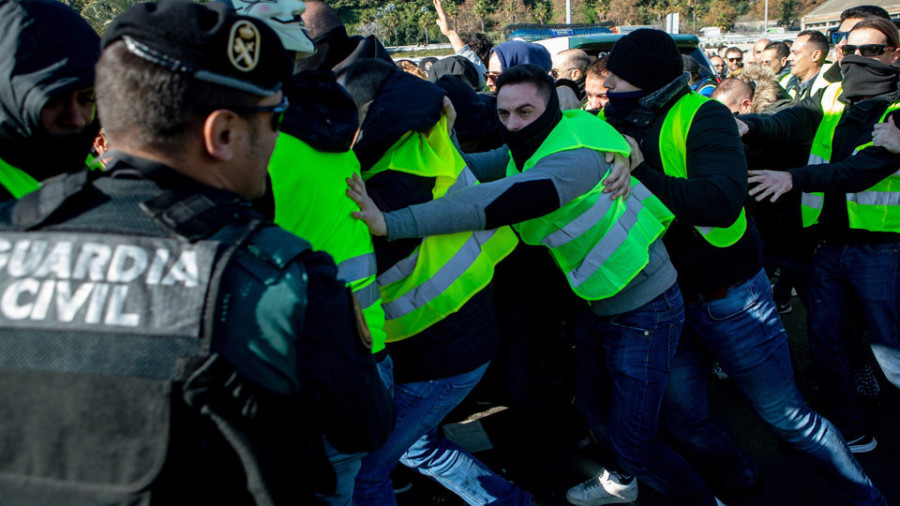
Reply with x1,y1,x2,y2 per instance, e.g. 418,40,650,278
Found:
228,20,261,72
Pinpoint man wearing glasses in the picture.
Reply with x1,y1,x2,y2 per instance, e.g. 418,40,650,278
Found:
741,16,900,460
0,1,392,502
724,46,744,76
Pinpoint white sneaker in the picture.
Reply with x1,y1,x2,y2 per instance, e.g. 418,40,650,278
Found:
566,468,638,505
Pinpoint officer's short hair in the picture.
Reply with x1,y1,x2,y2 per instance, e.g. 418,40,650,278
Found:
763,41,790,60
95,41,260,154
336,59,398,108
495,64,555,105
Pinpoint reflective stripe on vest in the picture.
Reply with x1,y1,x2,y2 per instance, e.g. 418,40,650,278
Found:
268,133,387,352
0,156,40,199
779,73,797,99
659,92,747,247
365,116,518,341
801,82,842,227
507,110,675,300
801,84,900,233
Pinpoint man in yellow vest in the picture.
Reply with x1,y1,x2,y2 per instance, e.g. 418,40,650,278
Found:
233,1,394,504
601,28,885,504
348,63,726,505
743,17,900,460
337,58,529,505
0,0,100,201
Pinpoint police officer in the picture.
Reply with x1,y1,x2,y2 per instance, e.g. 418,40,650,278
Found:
0,0,100,201
0,1,392,504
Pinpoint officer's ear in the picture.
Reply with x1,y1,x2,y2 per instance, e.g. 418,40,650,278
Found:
202,109,241,162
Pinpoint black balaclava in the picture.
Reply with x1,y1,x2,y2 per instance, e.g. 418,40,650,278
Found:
499,84,562,170
604,89,651,119
841,55,899,103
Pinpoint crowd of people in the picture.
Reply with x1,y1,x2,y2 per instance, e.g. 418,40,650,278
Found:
0,0,899,504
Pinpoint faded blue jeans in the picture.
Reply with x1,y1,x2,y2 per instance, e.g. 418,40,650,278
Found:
662,268,886,505
575,283,717,506
353,361,532,505
319,355,396,505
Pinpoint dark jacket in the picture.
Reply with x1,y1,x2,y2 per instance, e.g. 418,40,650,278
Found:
354,71,499,383
0,156,392,503
605,74,761,298
742,89,900,243
0,0,100,198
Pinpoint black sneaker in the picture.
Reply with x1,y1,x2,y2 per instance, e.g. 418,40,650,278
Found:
847,434,877,454
777,301,792,314
854,363,881,400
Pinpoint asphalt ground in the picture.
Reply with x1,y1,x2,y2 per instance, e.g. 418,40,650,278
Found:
393,297,900,505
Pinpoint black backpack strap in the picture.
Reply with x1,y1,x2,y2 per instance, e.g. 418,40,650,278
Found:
140,185,260,242
11,170,97,230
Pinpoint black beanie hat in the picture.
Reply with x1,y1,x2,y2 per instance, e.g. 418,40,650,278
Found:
103,0,292,97
607,29,683,92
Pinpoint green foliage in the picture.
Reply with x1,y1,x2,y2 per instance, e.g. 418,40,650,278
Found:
79,0,142,35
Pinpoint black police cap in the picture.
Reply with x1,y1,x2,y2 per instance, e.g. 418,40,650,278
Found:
102,0,292,97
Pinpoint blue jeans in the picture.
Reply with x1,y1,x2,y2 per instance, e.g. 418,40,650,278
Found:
319,355,396,505
574,284,716,506
663,268,885,505
809,242,900,438
353,362,531,506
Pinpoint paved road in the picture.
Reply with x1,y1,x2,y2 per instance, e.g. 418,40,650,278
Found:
395,297,900,505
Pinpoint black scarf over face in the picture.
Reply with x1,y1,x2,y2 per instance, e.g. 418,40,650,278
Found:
841,55,899,102
603,89,651,119
498,86,562,170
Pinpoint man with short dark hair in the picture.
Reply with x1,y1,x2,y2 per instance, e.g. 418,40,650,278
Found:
0,1,392,503
759,41,798,96
789,30,829,101
0,0,100,201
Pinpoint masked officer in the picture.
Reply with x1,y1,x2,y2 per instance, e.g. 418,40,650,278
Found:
0,1,392,504
0,0,101,201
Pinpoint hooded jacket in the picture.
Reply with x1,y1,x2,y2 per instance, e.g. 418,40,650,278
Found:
0,0,100,201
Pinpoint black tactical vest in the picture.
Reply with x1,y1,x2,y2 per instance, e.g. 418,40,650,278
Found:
0,171,325,505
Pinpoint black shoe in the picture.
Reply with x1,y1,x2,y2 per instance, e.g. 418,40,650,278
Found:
776,301,792,314
847,434,877,454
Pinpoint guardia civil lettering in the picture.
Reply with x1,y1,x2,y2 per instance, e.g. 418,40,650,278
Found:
0,239,200,326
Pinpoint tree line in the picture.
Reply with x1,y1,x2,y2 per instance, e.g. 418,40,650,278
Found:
65,0,824,44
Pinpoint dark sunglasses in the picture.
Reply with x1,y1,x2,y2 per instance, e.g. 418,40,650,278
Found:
831,30,850,44
841,44,893,57
226,95,290,131
483,71,500,81
727,57,743,62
